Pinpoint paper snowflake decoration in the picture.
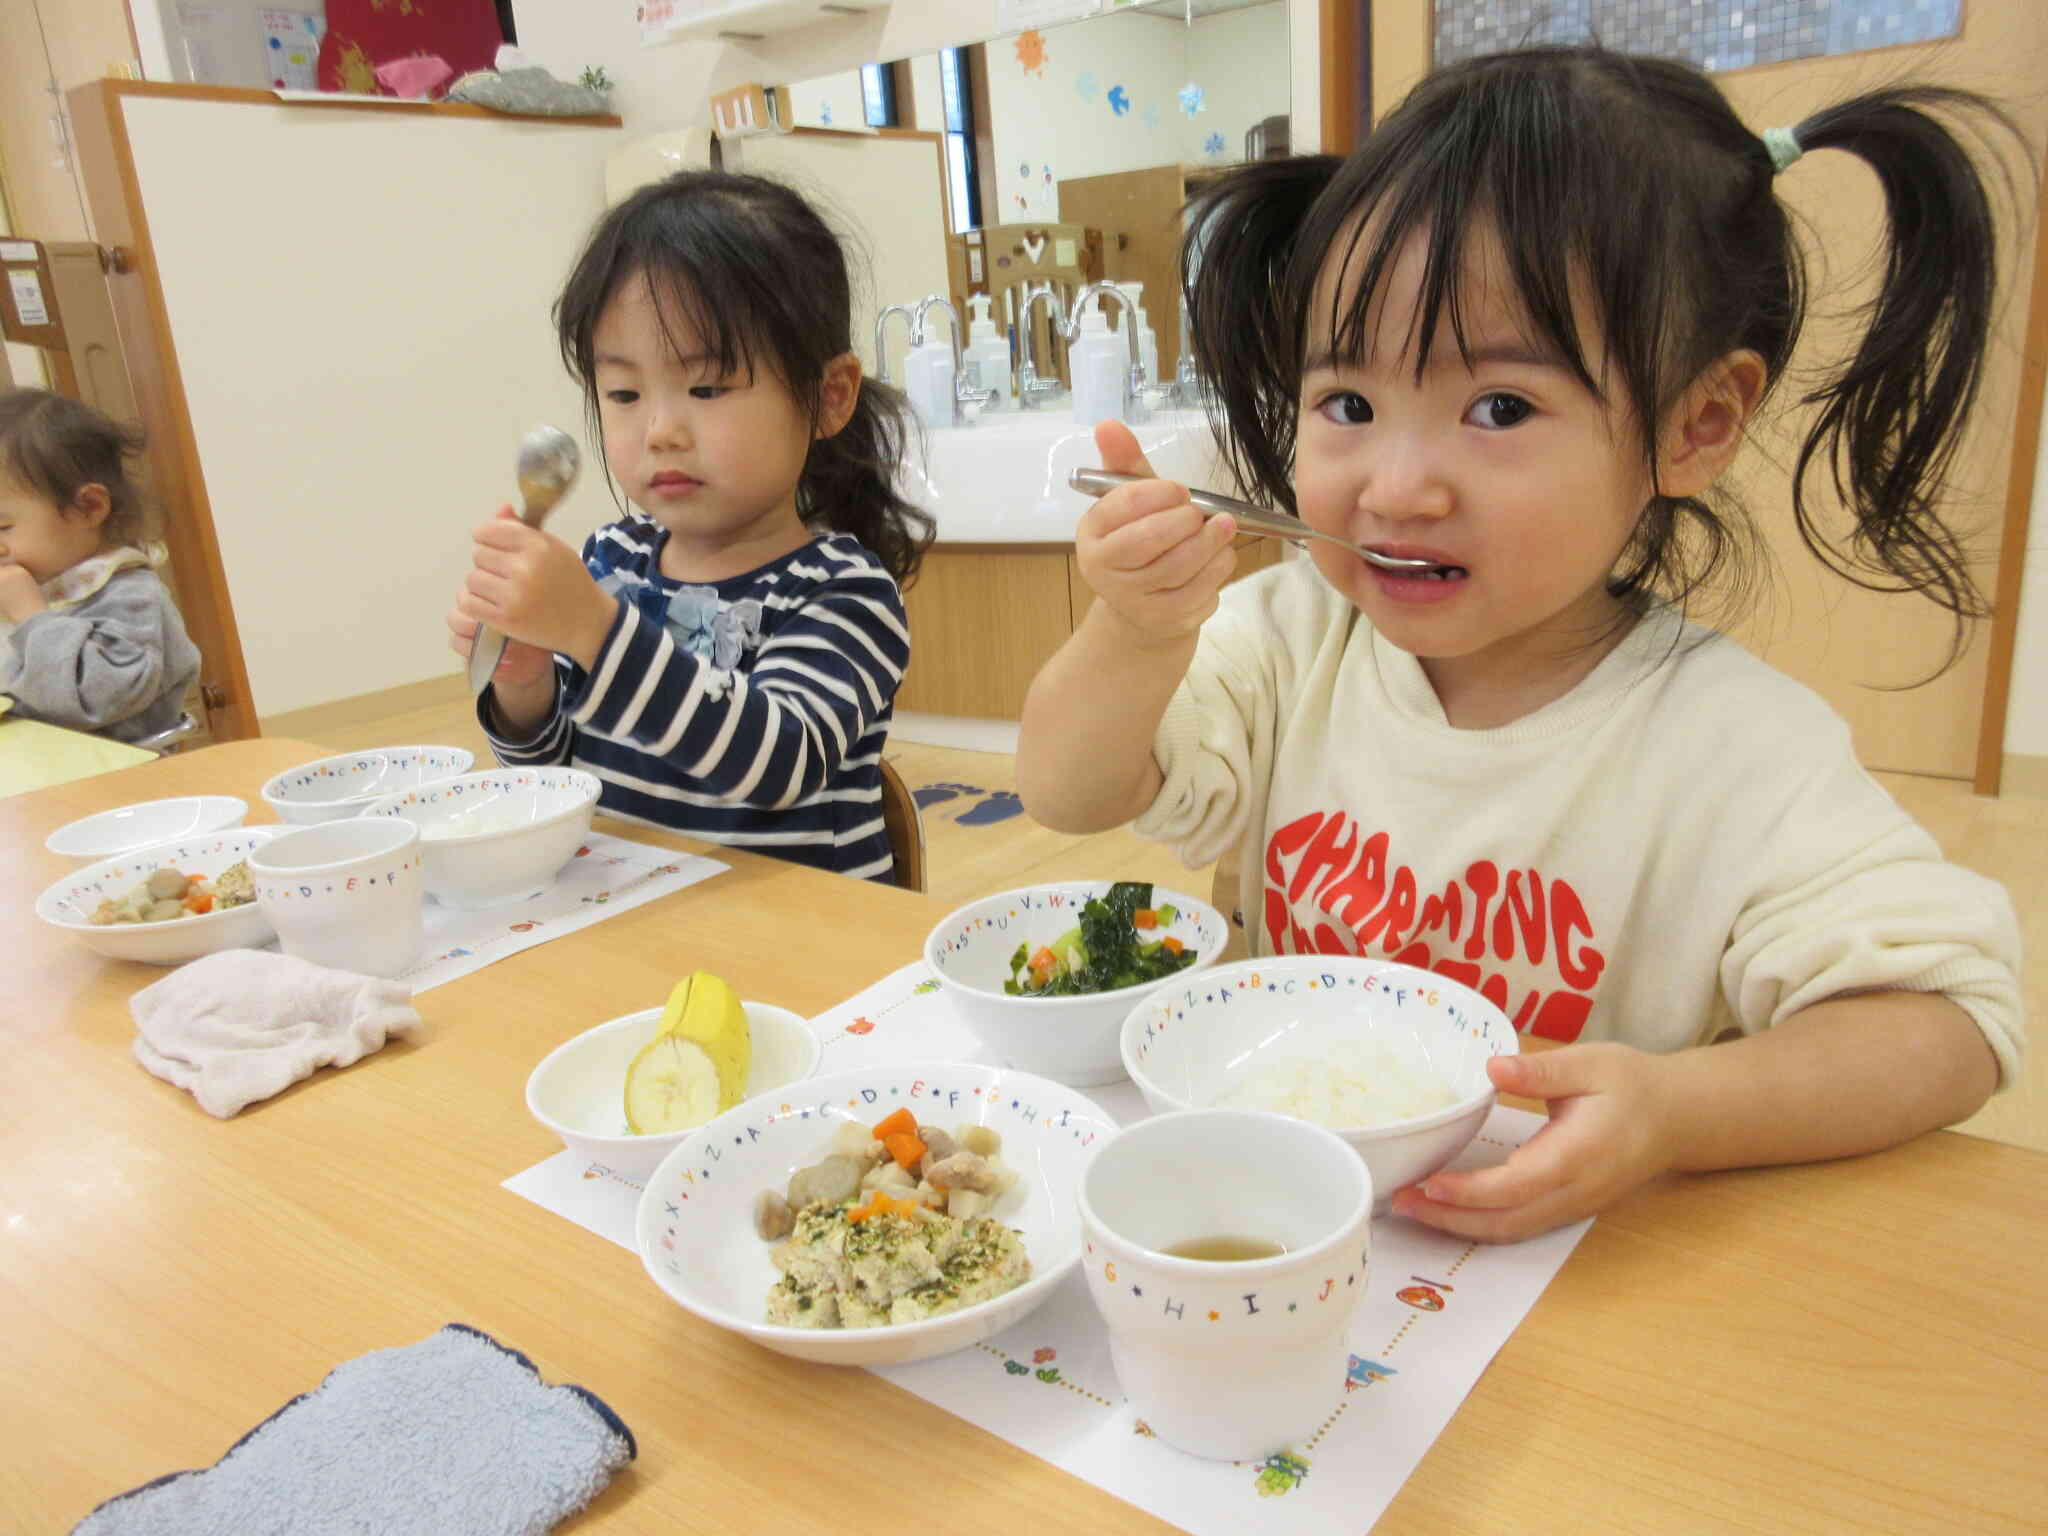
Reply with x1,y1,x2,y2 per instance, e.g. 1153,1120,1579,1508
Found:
1107,84,1130,116
1178,82,1206,118
1204,131,1227,157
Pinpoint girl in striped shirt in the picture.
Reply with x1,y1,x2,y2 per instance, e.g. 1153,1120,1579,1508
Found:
447,171,932,880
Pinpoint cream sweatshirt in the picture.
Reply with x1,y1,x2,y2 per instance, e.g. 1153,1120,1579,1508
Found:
1137,560,2024,1085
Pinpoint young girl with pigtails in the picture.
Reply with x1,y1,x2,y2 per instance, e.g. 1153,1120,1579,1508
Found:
449,170,932,881
1019,47,2026,1240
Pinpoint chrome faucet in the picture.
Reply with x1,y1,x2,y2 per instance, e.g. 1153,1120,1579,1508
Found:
1068,281,1167,424
873,303,916,385
1014,283,1070,410
912,294,995,426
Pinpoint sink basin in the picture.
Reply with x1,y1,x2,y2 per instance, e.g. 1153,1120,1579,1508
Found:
898,406,1232,543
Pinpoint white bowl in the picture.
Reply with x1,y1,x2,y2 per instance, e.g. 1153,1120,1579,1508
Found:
1120,956,1520,1207
35,828,279,965
247,817,426,979
637,1062,1119,1366
922,881,1230,1087
526,1001,824,1181
44,795,248,860
258,745,474,824
361,767,599,908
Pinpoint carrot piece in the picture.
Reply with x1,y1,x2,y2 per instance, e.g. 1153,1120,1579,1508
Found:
882,1131,926,1170
1161,935,1184,956
1133,908,1158,929
871,1106,916,1142
848,1191,917,1224
1028,945,1058,974
184,893,214,915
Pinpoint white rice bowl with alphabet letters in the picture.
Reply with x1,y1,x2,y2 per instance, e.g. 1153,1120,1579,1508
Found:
636,1062,1118,1366
1120,956,1520,1207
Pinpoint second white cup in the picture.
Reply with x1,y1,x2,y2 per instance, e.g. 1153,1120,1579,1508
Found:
1079,1109,1374,1461
249,817,425,979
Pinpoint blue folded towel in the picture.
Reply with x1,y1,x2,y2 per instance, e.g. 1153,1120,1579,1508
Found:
72,1324,635,1535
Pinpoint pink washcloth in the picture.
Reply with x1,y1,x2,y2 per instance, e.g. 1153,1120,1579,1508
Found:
373,53,454,98
131,949,422,1117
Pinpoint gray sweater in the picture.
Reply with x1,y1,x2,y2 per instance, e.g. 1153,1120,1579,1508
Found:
2,567,201,745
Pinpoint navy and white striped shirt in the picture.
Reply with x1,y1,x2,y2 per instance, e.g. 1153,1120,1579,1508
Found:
480,517,910,880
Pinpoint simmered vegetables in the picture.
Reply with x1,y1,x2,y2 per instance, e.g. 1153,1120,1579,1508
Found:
1003,880,1197,996
90,862,254,925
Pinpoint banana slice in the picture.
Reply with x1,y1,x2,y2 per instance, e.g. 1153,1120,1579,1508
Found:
659,971,751,1111
623,1034,723,1135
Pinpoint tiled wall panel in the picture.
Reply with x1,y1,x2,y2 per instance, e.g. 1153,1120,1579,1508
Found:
1436,0,1961,72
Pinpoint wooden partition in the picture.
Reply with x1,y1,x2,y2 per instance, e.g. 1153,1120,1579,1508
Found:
67,82,621,734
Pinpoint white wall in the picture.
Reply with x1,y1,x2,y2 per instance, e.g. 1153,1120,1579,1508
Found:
977,5,1287,222
120,92,615,716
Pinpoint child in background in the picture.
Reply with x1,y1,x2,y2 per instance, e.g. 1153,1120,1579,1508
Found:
0,389,200,745
1018,47,2025,1240
447,170,932,881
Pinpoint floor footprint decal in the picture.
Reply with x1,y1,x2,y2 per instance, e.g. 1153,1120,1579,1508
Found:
956,790,1024,826
913,780,982,808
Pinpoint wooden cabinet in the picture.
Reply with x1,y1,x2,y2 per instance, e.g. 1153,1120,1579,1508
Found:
899,536,1281,721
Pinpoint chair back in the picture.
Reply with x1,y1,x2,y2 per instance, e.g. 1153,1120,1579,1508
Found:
877,758,926,893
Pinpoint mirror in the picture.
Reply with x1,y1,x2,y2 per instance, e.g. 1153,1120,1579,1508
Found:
778,0,1291,390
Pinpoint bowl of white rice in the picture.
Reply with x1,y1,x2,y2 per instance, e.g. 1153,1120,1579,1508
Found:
1119,956,1520,1207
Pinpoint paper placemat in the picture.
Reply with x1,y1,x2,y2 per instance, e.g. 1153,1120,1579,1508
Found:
400,832,725,993
505,959,1591,1532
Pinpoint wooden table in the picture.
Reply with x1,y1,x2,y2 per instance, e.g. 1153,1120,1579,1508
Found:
9,739,2045,1533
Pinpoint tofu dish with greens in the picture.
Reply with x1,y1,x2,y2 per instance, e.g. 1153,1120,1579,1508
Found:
1004,880,1199,996
755,1110,1029,1329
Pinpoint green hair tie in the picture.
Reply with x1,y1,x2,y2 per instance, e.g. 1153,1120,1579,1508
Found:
1762,125,1803,173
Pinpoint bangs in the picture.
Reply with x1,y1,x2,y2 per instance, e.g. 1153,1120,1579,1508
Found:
1307,137,1606,402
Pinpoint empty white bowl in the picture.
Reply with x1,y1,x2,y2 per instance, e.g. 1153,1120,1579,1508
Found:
44,795,248,860
35,828,279,965
923,881,1230,1087
525,1000,823,1182
1120,955,1520,1207
636,1062,1118,1366
258,746,474,824
361,767,600,908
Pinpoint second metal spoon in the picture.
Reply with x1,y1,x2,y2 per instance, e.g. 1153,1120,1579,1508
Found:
1067,468,1439,572
467,425,583,697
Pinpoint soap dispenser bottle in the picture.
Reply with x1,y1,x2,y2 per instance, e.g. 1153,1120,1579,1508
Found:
903,327,957,430
1070,299,1126,427
963,292,1013,410
1121,281,1161,391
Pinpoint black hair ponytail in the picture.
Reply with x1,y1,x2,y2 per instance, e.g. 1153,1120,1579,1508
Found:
1182,155,1343,514
1784,87,2021,651
799,374,932,589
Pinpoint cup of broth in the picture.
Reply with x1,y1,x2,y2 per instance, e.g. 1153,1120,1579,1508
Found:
1078,1108,1373,1460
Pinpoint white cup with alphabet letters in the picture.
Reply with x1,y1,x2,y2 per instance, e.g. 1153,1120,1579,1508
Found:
248,817,425,979
1078,1108,1374,1461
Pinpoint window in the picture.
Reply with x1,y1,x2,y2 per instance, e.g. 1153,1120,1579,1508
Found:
860,62,896,128
937,47,981,234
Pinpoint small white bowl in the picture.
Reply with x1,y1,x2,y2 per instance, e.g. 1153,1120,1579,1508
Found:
44,795,248,860
35,828,279,965
258,745,474,824
637,1061,1118,1366
923,881,1230,1087
361,767,599,909
1120,956,1520,1207
526,1001,824,1182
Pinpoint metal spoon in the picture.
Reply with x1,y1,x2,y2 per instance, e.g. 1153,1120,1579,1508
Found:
467,425,583,696
1067,468,1439,572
